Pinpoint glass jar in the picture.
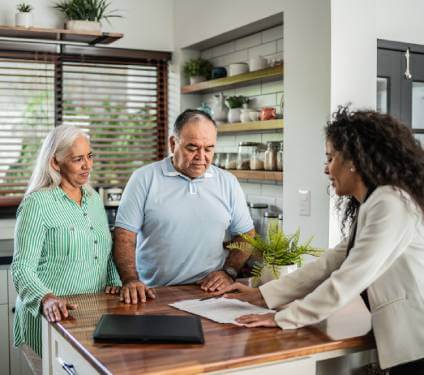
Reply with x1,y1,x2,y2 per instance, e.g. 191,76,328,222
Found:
250,144,265,170
277,141,284,171
218,152,227,169
248,202,268,236
264,141,280,171
237,142,260,170
225,152,238,170
263,211,279,236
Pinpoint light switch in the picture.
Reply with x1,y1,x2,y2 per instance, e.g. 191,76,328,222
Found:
298,189,311,216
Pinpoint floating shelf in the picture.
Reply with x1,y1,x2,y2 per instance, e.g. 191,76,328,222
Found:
0,25,123,45
227,170,283,183
217,119,283,134
181,65,283,94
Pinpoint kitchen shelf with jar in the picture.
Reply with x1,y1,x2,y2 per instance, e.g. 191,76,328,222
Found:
227,170,283,183
217,119,283,134
181,64,283,94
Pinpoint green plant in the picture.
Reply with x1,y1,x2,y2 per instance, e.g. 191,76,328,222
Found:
183,58,213,79
17,3,33,12
225,95,249,109
53,0,122,23
227,223,323,281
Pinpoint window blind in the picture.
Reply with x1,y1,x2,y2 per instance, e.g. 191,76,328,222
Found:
0,45,169,206
0,56,55,201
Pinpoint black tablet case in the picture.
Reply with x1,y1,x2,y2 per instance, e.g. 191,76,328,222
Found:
93,314,204,344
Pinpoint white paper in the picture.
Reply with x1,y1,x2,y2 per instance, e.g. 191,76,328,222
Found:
169,297,274,324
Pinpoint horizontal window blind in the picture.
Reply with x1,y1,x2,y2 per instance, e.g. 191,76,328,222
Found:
61,59,167,188
0,57,55,200
0,46,169,206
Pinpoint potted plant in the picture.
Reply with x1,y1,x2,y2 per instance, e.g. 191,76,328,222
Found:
15,3,33,28
183,58,213,85
227,222,323,286
53,0,122,32
225,95,249,123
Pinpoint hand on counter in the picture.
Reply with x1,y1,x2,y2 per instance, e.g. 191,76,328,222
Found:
120,279,156,304
235,312,277,328
105,285,121,294
41,293,77,322
213,282,267,307
198,271,233,292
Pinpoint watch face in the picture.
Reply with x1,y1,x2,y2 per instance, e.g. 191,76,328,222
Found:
224,267,237,279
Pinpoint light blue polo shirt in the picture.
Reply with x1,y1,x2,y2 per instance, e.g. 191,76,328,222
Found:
115,157,253,287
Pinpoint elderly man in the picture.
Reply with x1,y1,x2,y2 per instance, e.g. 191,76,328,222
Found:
113,109,254,304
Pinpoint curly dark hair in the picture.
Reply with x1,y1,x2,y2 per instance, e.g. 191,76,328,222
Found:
325,107,424,234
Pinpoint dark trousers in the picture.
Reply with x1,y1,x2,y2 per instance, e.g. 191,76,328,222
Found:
389,358,424,375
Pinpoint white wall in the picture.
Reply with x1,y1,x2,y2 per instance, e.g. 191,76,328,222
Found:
376,0,424,45
0,0,174,51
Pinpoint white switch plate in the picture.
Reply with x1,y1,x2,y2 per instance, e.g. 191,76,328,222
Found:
298,189,311,216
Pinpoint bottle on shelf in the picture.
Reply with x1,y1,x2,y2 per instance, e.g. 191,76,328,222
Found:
236,142,261,170
250,144,265,170
264,141,280,171
277,141,284,171
225,153,238,170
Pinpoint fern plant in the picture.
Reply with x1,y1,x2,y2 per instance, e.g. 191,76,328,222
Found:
227,223,323,282
53,0,121,23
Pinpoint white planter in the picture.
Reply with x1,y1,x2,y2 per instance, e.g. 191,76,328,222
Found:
227,108,241,123
15,12,32,28
254,264,298,286
240,108,251,123
189,75,206,85
65,20,101,32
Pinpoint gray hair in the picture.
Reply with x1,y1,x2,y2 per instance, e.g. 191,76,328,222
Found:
172,109,216,137
26,125,90,195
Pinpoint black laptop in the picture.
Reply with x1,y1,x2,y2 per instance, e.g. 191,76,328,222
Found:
93,314,204,344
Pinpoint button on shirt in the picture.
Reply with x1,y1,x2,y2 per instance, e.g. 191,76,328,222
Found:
115,157,253,287
12,186,121,355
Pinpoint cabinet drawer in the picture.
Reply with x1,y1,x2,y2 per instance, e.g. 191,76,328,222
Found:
51,330,102,375
0,270,7,304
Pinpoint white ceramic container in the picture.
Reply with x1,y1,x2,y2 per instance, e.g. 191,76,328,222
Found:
228,63,249,76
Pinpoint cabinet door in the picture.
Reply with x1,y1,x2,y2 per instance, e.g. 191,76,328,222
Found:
0,304,10,375
0,269,7,304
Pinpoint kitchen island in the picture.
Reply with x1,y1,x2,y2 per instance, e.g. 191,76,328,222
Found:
42,285,376,374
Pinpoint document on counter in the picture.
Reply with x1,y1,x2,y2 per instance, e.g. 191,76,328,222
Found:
169,297,274,324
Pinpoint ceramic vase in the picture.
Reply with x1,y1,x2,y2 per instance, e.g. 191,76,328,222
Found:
227,108,241,123
15,12,32,28
210,93,228,124
65,20,101,32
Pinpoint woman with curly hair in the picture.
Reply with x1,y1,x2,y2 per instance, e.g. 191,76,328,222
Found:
214,108,424,374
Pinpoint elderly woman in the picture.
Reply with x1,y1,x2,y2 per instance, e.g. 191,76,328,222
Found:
215,108,424,374
12,125,121,374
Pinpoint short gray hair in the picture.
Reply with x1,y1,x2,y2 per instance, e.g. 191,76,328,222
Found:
26,125,90,195
172,109,216,137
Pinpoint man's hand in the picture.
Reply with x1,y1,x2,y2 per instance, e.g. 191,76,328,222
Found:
120,279,156,304
105,286,121,295
235,312,278,328
198,271,234,292
212,282,267,307
41,293,77,322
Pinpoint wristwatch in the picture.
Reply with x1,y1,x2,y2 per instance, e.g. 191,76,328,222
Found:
223,266,238,280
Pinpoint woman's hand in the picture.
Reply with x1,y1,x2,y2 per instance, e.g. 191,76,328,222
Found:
41,294,77,322
105,285,121,295
212,282,267,307
235,312,278,327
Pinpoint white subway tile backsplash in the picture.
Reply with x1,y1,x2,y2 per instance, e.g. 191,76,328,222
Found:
248,42,277,59
248,194,275,208
212,41,235,57
235,84,261,97
276,38,284,52
261,25,284,43
217,134,237,145
201,49,214,59
220,50,249,66
261,184,283,198
262,132,283,143
261,80,283,95
240,183,261,196
235,34,262,51
276,199,284,211
251,93,277,108
235,133,262,144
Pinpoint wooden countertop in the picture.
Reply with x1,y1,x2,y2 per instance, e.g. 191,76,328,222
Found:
54,285,375,374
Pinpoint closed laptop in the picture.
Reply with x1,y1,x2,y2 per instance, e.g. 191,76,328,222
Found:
93,314,204,344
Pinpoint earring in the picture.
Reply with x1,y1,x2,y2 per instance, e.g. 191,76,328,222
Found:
350,167,355,172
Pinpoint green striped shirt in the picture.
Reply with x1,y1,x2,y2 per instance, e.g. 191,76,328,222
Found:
12,186,121,356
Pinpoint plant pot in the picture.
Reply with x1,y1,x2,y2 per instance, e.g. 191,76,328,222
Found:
65,20,101,32
252,264,298,287
189,75,206,85
15,12,32,28
227,108,241,123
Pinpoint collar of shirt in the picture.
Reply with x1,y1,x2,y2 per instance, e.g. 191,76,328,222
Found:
160,156,214,182
52,185,90,207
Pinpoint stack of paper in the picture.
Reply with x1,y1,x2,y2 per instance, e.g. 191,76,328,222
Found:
169,297,274,324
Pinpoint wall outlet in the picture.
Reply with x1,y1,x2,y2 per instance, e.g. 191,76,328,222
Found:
298,189,311,216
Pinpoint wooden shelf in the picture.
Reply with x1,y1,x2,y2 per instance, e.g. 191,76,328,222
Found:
181,64,283,94
217,119,283,134
227,169,283,183
0,25,123,45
